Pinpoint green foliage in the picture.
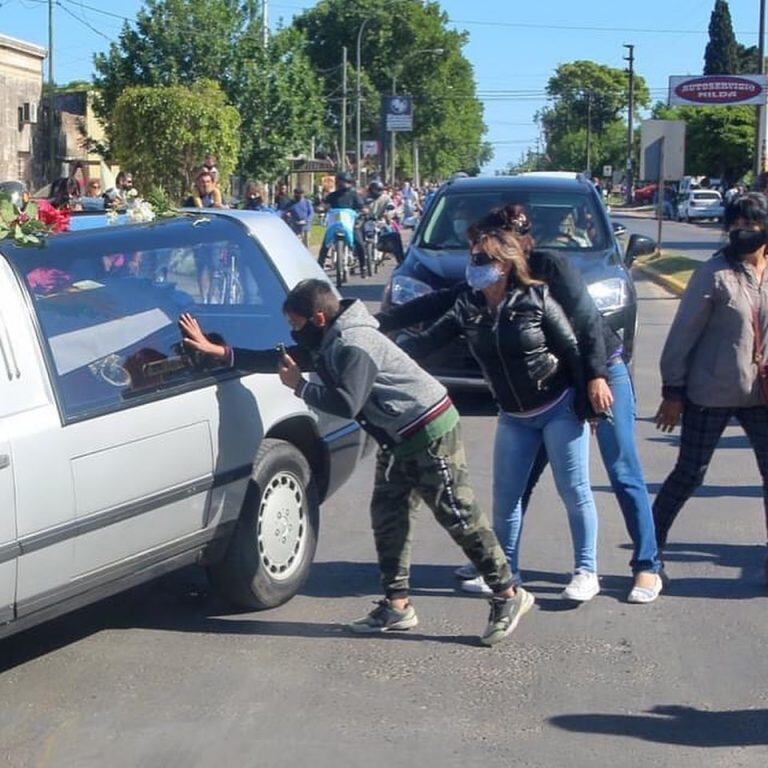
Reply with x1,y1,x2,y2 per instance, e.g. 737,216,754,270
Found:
93,0,324,183
653,102,754,184
0,196,47,246
110,81,240,202
538,60,649,173
704,1,739,74
294,0,490,178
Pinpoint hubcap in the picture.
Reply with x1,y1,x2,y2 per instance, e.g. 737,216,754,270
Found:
257,471,306,581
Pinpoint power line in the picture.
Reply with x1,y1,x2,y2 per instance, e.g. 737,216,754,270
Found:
56,1,112,41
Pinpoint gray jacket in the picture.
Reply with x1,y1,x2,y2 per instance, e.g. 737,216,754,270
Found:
661,252,768,408
300,299,449,449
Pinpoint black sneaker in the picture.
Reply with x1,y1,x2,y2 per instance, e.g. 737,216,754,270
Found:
347,599,419,634
480,588,534,647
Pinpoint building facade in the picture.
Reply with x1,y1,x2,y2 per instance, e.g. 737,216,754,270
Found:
0,34,46,189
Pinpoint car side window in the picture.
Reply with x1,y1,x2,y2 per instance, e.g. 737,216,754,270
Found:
7,217,291,421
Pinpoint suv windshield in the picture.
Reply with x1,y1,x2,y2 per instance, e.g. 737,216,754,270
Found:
418,188,609,251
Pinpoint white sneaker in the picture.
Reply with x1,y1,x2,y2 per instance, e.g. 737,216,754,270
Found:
459,575,493,595
454,563,478,580
561,570,600,602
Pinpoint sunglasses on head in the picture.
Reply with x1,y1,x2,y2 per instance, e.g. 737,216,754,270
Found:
469,250,495,266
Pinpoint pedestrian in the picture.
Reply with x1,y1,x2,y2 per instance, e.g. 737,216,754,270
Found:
104,171,134,208
185,170,224,208
202,152,220,186
283,187,314,246
240,181,273,212
653,192,768,585
395,206,603,601
378,204,662,602
275,182,292,212
178,279,533,646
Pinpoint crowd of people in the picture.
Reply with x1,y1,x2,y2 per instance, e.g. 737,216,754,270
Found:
175,178,768,645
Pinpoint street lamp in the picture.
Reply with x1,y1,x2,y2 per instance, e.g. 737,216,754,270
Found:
355,18,372,187
389,48,444,184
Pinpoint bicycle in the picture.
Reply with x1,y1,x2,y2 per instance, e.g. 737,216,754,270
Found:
362,217,383,277
207,248,243,304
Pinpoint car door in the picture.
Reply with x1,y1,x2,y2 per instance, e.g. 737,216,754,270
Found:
0,431,16,627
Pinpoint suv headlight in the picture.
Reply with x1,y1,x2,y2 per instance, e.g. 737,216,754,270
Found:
588,278,628,313
390,275,434,305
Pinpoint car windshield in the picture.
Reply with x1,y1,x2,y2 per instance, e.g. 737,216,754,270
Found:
418,188,609,251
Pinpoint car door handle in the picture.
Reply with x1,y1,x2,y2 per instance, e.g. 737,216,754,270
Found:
0,455,9,470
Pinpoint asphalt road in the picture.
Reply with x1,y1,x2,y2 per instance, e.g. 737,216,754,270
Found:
612,211,724,263
1,246,767,767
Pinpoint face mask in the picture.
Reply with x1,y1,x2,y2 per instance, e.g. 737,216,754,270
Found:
290,321,324,350
465,262,505,290
453,219,468,241
729,228,766,258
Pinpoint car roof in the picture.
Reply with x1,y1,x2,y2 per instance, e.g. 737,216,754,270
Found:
441,173,594,195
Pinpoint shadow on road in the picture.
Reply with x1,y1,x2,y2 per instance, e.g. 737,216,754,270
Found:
550,704,768,747
593,482,762,499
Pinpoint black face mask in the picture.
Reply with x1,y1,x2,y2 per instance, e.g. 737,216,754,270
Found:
729,228,766,259
290,321,324,350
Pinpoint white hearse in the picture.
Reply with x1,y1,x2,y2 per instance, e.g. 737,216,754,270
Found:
0,210,365,639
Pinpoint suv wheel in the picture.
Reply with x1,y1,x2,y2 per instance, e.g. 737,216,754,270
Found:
208,438,319,609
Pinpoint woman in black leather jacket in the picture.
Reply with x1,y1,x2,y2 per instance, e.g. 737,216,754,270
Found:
399,207,601,601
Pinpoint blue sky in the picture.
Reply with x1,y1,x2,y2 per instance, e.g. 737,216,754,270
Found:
1,0,763,173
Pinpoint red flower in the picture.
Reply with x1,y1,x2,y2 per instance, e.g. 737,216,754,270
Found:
36,200,71,233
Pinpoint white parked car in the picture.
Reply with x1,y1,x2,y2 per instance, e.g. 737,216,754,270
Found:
0,210,366,639
677,189,724,223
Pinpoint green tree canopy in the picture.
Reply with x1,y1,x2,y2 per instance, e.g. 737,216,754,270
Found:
294,0,490,178
652,102,754,184
538,60,649,173
111,80,240,201
704,1,739,74
93,0,325,181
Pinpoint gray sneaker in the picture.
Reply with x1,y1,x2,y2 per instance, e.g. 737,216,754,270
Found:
347,599,419,634
480,588,535,647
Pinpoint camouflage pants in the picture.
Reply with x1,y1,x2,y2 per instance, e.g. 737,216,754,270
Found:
370,424,513,599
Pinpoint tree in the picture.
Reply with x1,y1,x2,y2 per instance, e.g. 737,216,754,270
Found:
704,1,739,74
111,80,240,201
93,0,325,180
653,102,754,184
538,60,649,173
294,0,490,178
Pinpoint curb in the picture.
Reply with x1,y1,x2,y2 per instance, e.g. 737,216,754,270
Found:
632,261,686,296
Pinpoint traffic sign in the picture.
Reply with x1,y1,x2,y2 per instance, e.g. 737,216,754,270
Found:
383,95,413,132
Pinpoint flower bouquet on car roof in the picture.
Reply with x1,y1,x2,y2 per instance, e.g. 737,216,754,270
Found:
0,193,70,246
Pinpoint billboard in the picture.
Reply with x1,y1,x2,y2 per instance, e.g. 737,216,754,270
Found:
668,75,768,106
383,95,413,132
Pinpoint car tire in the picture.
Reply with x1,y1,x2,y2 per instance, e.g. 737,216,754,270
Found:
207,439,319,610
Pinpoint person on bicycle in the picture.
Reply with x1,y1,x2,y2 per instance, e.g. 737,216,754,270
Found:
318,171,367,277
365,179,404,264
283,187,314,246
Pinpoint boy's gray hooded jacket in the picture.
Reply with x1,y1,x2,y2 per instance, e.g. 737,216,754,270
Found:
296,299,449,450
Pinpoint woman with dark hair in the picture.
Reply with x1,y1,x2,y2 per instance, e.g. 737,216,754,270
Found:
654,192,768,582
398,206,602,601
381,203,662,602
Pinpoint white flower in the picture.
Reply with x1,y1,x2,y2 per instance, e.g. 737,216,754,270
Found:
126,199,155,223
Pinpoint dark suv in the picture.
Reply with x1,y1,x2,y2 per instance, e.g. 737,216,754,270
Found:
381,173,654,387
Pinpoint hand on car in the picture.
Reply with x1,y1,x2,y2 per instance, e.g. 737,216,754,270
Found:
655,398,683,432
587,377,614,414
178,313,227,358
278,352,303,390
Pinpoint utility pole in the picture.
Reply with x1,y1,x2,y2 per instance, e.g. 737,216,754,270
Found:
48,0,56,181
623,44,635,205
585,92,592,177
390,74,397,184
341,46,348,172
261,0,268,47
355,19,371,187
413,140,420,188
754,0,766,182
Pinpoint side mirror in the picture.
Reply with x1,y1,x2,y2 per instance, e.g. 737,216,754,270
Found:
612,221,627,238
625,233,656,266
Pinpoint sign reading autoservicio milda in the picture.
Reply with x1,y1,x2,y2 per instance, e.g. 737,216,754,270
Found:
668,74,768,106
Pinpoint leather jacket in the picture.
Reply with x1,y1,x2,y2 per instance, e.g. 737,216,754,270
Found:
399,280,588,417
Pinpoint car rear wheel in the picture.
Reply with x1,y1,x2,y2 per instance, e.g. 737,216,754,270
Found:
208,439,319,610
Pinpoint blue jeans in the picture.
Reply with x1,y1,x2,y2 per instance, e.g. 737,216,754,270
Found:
493,389,598,580
596,361,660,573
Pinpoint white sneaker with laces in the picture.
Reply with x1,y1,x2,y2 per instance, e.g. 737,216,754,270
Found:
561,570,600,602
459,575,493,595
